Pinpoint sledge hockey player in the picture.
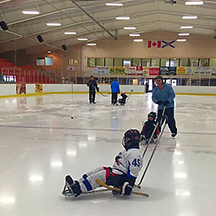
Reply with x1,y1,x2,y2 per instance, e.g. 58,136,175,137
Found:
62,129,142,197
117,92,128,105
140,112,160,144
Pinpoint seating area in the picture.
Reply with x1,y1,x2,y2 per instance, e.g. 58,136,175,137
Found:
0,58,54,83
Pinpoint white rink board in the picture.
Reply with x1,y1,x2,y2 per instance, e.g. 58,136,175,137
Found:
43,84,73,93
1,84,216,96
173,86,216,94
26,84,35,94
0,83,16,95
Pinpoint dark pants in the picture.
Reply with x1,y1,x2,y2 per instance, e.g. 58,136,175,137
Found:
89,90,95,103
141,131,157,140
157,108,177,133
111,92,118,104
119,99,125,105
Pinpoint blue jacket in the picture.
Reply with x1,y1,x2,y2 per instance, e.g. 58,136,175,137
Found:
152,83,175,109
111,80,120,93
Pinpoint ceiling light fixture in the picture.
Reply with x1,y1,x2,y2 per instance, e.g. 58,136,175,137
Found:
133,39,143,42
116,17,130,20
47,50,52,53
64,32,76,35
129,34,140,36
46,23,61,26
180,26,193,29
77,38,88,41
185,1,204,5
182,15,197,19
105,3,123,6
177,39,187,41
22,11,40,15
124,27,136,30
178,33,190,36
87,43,97,46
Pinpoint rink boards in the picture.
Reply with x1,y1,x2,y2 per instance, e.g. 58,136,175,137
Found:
0,84,216,98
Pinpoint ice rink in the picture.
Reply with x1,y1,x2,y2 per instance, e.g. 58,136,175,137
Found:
0,93,216,216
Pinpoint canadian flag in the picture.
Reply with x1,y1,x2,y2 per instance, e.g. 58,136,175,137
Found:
148,41,161,48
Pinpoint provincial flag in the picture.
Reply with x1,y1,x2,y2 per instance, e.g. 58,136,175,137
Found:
148,41,161,48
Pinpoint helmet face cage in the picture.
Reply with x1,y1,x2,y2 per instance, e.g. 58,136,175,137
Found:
148,112,156,121
122,136,127,147
122,129,140,149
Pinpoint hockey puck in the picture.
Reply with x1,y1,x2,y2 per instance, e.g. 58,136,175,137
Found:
71,117,73,119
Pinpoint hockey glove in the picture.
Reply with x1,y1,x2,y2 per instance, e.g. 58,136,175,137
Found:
120,182,133,196
157,100,163,105
163,100,169,106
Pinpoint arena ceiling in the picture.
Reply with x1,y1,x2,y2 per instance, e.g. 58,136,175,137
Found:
0,0,216,54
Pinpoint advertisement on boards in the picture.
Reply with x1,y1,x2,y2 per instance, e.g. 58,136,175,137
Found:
125,66,143,75
93,66,110,74
160,67,176,75
194,67,211,74
149,67,159,75
143,67,150,75
35,84,43,93
177,67,186,74
109,67,126,75
212,67,216,75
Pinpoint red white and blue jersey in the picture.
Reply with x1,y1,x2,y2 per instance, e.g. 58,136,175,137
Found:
112,148,142,179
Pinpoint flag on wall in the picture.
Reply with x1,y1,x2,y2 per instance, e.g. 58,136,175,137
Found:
148,40,176,48
162,40,175,48
148,41,161,48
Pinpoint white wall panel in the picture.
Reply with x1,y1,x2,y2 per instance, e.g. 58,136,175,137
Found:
26,84,35,94
0,84,16,96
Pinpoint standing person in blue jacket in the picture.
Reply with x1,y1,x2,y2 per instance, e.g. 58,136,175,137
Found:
152,75,177,137
111,78,120,105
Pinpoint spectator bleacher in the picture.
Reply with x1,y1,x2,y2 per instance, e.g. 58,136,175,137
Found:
0,58,54,83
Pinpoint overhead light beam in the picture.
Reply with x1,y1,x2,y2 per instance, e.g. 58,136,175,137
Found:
105,3,123,6
185,1,204,5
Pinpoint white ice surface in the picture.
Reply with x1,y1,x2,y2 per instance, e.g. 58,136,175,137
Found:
0,93,216,216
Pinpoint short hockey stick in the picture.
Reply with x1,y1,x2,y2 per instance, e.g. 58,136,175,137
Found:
98,92,109,97
92,86,110,97
127,89,133,102
96,179,149,197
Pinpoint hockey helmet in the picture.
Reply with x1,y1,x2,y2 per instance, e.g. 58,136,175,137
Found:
122,91,126,95
148,112,156,121
122,129,140,150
